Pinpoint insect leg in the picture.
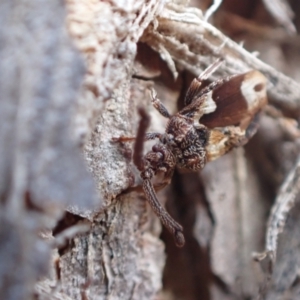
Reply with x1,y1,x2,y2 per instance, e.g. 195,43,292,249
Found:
142,178,185,247
112,132,162,143
184,58,223,106
198,58,224,81
149,88,171,119
133,108,151,170
145,132,162,140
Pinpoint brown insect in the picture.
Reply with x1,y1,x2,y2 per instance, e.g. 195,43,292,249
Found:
125,60,267,247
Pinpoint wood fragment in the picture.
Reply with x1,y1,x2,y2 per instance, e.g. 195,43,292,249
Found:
265,155,300,261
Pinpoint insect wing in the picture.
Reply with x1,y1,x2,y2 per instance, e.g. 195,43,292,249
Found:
200,70,267,130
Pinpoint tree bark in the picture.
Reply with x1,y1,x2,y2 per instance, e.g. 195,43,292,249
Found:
2,0,300,300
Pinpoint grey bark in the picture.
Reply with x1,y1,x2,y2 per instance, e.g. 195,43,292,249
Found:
0,0,100,299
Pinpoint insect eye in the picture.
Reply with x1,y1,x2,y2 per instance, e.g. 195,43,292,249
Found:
152,145,164,157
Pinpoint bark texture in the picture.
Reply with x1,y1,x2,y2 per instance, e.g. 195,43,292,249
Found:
2,0,300,300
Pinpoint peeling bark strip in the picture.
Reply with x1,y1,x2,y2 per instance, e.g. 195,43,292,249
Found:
266,155,300,261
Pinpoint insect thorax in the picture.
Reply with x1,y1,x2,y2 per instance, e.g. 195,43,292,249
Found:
165,114,209,171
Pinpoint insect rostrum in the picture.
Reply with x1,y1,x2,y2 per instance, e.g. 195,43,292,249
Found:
133,60,267,247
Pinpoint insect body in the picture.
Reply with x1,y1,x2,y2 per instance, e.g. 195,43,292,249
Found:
133,60,267,247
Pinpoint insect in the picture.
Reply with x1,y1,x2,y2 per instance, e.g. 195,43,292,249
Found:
126,59,267,247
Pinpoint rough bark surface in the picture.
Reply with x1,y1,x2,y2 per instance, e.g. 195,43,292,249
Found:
2,0,300,300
